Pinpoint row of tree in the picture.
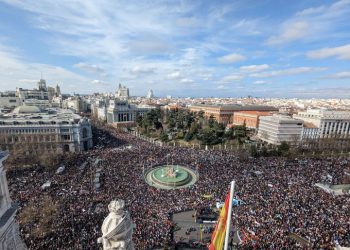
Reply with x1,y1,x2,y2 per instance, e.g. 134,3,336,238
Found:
136,108,249,145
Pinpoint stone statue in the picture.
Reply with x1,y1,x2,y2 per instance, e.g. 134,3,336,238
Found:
97,200,134,250
166,166,177,178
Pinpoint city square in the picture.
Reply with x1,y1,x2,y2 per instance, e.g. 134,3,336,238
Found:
1,1,350,249
3,122,349,249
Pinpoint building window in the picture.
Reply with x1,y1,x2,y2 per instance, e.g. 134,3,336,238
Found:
61,135,71,141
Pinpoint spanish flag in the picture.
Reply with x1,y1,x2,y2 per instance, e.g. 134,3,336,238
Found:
209,193,230,250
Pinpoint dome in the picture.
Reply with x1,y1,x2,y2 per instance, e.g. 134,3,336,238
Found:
13,105,41,114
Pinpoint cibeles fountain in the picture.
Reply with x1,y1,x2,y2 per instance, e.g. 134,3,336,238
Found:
144,164,199,189
98,200,134,250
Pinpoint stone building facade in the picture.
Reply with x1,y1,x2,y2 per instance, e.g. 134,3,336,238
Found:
0,151,27,250
0,106,93,154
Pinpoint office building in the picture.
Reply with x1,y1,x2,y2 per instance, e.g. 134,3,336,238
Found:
0,92,21,109
16,79,61,103
294,109,350,139
0,106,93,154
257,114,303,145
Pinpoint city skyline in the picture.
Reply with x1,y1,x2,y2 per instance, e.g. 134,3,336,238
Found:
0,0,350,98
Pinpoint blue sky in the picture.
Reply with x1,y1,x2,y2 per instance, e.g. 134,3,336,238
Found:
0,0,350,98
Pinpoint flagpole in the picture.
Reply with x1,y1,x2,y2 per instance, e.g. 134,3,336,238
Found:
224,180,235,250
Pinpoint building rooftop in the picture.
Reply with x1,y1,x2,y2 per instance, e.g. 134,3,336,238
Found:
0,108,84,124
13,105,42,114
260,114,303,123
303,122,318,128
190,104,278,111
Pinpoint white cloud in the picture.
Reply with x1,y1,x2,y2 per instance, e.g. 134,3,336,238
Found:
0,44,93,93
267,21,309,45
240,64,269,72
74,62,104,73
91,79,106,85
250,67,326,78
2,0,350,96
220,74,244,83
18,79,39,84
217,84,229,90
253,80,267,85
267,0,350,45
167,71,182,80
180,78,194,84
130,66,155,75
324,71,350,79
218,53,246,64
306,44,350,60
296,6,326,16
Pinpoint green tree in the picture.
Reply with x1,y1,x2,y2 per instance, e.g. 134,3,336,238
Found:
184,132,193,141
278,141,290,153
250,144,259,157
208,115,216,128
160,132,168,142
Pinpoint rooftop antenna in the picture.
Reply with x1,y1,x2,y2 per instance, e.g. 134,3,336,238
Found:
40,71,43,80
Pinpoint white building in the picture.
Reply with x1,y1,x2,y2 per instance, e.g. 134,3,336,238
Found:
0,151,27,250
147,89,154,99
294,109,350,139
91,98,110,121
115,84,129,100
62,96,89,113
107,100,154,127
0,92,21,109
16,79,61,104
0,106,93,154
97,106,107,121
23,99,51,109
257,114,303,145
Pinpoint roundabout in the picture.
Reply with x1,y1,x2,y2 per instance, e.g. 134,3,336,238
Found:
144,165,198,190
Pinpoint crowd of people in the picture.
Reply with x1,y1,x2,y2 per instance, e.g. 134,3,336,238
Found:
7,123,350,250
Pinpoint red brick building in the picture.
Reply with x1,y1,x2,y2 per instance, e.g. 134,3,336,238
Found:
189,104,278,125
232,111,275,129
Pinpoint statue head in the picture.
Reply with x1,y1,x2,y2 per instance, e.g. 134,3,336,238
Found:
108,199,125,214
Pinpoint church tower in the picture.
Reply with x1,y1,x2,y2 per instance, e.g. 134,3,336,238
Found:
55,84,61,96
37,79,47,91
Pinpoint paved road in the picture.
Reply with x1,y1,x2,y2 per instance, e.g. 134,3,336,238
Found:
173,210,214,244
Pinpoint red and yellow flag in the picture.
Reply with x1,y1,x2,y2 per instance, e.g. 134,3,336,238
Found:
209,193,230,250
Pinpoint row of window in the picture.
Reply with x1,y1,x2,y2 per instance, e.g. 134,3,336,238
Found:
0,121,71,125
0,128,57,134
0,135,57,143
322,122,350,134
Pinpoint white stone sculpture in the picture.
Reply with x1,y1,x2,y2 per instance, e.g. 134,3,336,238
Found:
97,200,134,250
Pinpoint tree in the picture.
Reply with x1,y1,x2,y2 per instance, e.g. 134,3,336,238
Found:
159,132,168,142
184,132,193,141
225,127,234,140
208,115,216,128
135,112,143,127
201,128,219,145
278,141,290,155
250,145,259,157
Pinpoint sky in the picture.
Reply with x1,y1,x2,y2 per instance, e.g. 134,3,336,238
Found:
0,0,350,98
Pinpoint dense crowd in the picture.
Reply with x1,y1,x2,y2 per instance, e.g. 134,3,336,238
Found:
7,124,350,250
